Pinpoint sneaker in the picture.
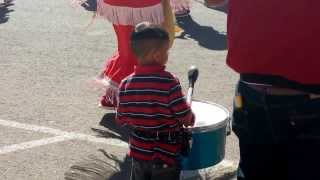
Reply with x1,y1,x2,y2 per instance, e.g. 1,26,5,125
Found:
174,25,183,33
99,102,115,110
175,9,190,18
99,95,117,110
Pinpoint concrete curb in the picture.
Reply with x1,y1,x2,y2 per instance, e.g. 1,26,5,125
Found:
181,160,237,180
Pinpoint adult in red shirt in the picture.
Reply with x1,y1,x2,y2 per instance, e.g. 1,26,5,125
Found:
227,0,320,179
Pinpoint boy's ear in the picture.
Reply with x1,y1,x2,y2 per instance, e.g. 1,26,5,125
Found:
152,49,161,63
151,49,160,61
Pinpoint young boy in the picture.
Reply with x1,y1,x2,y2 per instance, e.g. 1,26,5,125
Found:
116,22,195,180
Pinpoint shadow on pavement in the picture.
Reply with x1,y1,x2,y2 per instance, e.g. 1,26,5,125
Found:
66,113,232,179
64,150,236,180
214,3,228,14
64,149,131,180
81,0,97,12
0,0,15,24
64,113,131,180
91,113,129,142
193,0,228,14
102,151,131,180
176,15,227,51
206,2,228,14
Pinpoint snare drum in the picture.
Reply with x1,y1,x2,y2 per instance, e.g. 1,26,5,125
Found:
181,100,230,170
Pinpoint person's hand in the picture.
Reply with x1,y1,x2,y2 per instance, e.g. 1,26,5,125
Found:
183,113,195,127
98,102,115,110
183,119,194,127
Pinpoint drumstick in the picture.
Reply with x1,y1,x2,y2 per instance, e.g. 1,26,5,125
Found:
187,66,199,104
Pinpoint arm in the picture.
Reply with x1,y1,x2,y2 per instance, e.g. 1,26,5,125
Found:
115,82,127,126
168,78,195,127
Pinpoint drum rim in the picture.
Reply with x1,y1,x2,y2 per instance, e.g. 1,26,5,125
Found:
188,99,230,133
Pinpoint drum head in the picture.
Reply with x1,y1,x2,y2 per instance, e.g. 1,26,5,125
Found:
190,100,229,132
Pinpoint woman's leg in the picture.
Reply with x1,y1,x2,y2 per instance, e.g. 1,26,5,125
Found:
99,24,138,108
104,24,138,84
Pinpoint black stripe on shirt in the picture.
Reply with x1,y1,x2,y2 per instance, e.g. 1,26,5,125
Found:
174,108,191,118
119,89,169,96
132,123,169,130
130,145,154,155
170,84,182,94
130,145,178,158
169,97,186,107
154,147,178,158
123,76,174,84
118,112,173,119
119,101,169,108
131,132,155,142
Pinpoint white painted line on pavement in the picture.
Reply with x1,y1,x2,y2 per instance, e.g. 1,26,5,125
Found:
0,135,74,155
0,118,128,154
0,119,70,136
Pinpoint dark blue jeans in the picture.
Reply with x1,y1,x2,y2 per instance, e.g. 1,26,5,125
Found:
130,158,180,180
233,81,320,180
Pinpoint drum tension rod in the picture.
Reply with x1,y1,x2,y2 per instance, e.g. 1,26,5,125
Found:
156,131,159,140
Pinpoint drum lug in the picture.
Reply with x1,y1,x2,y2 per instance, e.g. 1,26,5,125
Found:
189,138,193,149
156,131,160,140
226,118,232,136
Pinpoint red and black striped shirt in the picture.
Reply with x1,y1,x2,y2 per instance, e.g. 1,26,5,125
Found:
116,65,194,165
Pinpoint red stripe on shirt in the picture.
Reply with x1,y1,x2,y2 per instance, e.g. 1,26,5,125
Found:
119,106,171,116
120,94,169,104
119,82,172,91
130,138,153,150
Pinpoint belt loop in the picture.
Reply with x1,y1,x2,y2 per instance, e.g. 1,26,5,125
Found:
168,131,172,141
310,94,320,99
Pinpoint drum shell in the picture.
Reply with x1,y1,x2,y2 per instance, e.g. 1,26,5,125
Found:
181,100,229,170
181,125,227,170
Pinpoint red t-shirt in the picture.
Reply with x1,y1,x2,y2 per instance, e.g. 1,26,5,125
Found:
226,0,320,85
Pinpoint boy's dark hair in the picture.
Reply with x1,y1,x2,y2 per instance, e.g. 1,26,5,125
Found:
131,22,169,58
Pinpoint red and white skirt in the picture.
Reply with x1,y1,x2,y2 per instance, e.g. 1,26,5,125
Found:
97,0,164,25
170,0,191,13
